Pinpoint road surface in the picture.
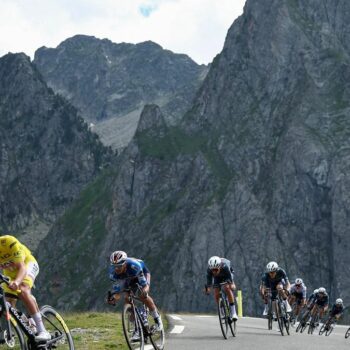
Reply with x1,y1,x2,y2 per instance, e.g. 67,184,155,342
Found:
165,314,349,349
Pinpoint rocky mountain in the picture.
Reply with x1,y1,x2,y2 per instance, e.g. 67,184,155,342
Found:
0,53,111,248
33,35,208,150
37,0,350,317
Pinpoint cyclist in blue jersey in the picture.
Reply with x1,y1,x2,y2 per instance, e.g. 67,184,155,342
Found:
288,278,307,317
260,261,291,316
205,256,238,321
107,251,163,341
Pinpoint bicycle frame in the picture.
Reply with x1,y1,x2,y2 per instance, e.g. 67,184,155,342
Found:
0,273,66,349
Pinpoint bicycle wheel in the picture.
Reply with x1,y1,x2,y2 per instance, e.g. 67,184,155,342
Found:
147,314,165,350
0,317,27,349
122,304,145,350
40,305,74,350
267,299,273,330
217,298,228,339
274,302,284,336
280,302,290,335
319,323,327,335
345,327,350,339
325,324,334,336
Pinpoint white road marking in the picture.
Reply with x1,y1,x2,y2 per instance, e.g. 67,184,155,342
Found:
170,325,185,334
195,315,215,318
144,345,154,350
169,315,183,321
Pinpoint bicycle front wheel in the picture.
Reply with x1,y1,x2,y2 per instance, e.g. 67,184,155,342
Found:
147,315,165,350
274,302,284,336
217,298,228,339
345,327,350,339
325,324,334,336
319,323,327,335
0,317,27,350
122,304,145,350
40,305,74,350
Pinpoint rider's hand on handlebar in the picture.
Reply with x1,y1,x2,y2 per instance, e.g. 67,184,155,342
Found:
204,286,211,295
8,280,20,291
106,291,117,306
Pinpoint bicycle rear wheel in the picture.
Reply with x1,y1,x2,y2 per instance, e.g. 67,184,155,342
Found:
0,317,27,349
217,298,228,339
40,305,74,349
122,304,145,350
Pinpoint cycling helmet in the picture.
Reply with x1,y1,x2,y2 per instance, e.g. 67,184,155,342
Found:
110,251,127,265
318,287,326,294
313,289,319,294
208,256,221,269
336,298,343,305
266,261,278,272
295,278,303,286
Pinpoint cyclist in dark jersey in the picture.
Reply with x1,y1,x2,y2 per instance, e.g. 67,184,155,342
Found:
311,287,329,319
329,298,344,321
205,256,238,320
260,261,291,315
107,251,163,341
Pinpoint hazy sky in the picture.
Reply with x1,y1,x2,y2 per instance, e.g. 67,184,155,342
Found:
0,0,246,64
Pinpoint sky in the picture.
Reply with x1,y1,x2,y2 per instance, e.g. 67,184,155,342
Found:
0,0,246,64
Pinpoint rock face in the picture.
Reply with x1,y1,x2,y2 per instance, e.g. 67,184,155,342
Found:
37,0,350,316
33,36,208,150
0,53,111,247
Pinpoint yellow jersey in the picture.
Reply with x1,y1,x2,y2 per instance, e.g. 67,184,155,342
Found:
0,235,35,270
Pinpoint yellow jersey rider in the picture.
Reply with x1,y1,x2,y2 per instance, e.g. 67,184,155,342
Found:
0,235,50,341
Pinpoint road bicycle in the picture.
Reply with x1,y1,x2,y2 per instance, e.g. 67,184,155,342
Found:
0,272,74,349
319,316,336,336
109,286,165,350
215,282,237,339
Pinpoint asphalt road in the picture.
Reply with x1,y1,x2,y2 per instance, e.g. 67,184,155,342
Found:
166,314,350,350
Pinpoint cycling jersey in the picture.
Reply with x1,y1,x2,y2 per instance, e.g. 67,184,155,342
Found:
206,258,234,287
329,304,344,316
261,268,289,289
109,257,150,293
315,292,329,307
290,283,307,298
0,235,38,294
308,292,317,303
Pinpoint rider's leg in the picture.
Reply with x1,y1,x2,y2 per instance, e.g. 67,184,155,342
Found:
223,284,237,319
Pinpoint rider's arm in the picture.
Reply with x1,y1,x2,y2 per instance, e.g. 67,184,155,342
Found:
206,268,213,287
9,261,26,289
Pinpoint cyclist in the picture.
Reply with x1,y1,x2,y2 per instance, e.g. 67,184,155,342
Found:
107,251,163,341
310,287,329,323
260,261,291,315
0,235,50,341
328,298,345,321
205,256,238,321
288,278,307,317
307,288,319,309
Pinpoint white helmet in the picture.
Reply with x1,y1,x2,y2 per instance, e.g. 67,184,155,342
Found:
208,256,221,269
336,298,343,305
318,287,326,294
313,289,319,294
295,278,303,285
266,261,278,272
110,250,127,265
